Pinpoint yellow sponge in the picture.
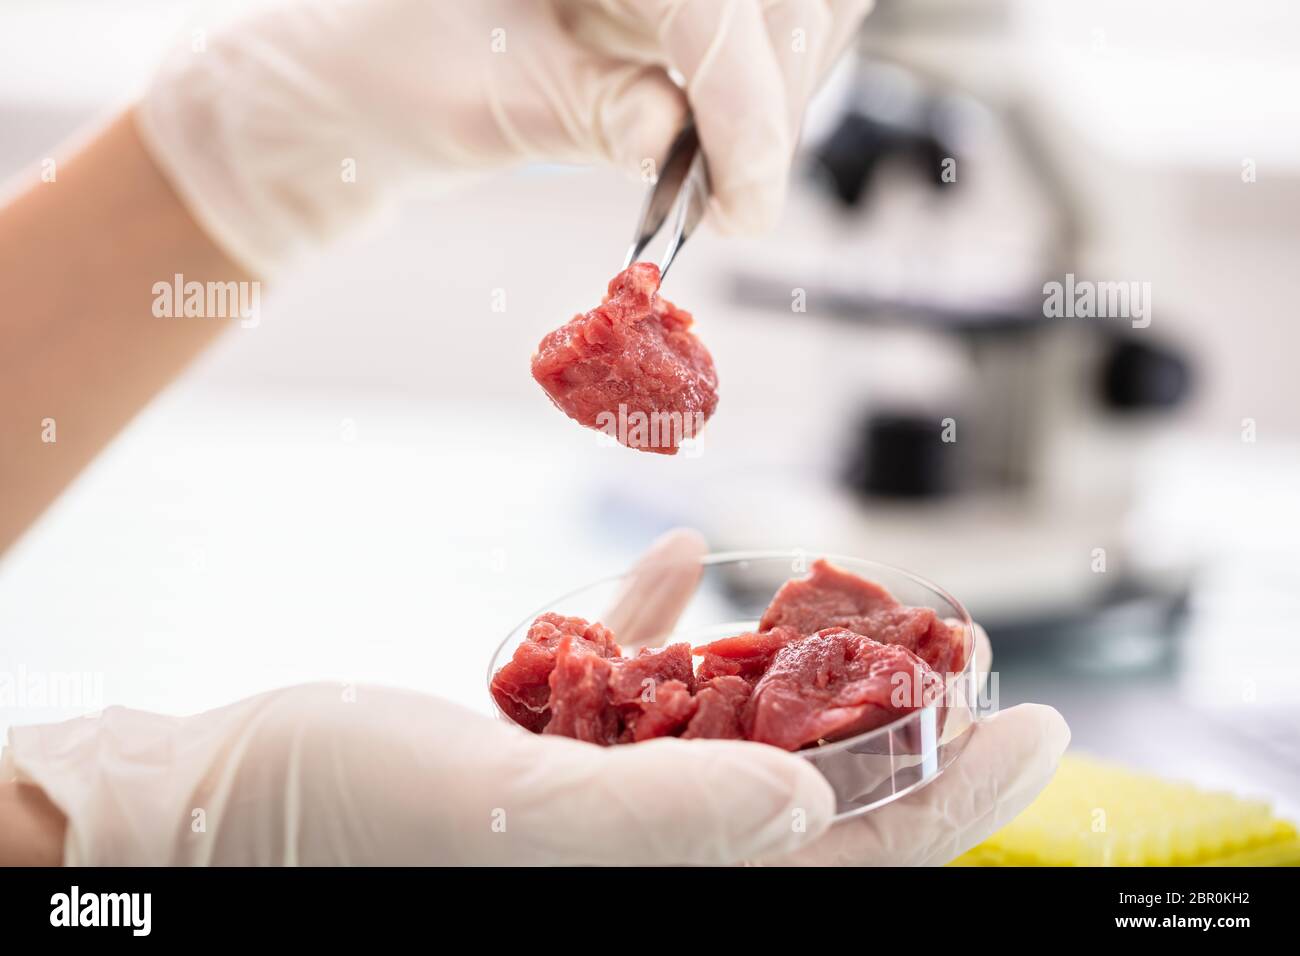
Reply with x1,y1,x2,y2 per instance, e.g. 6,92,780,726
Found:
952,754,1300,867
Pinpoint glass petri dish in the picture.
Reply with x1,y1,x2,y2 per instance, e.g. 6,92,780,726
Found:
487,550,982,819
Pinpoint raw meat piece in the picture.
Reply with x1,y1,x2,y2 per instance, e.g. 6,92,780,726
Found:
610,644,697,742
491,563,960,751
489,641,556,732
838,609,965,674
759,560,896,633
694,626,800,685
490,613,619,732
683,676,752,740
910,616,967,676
543,636,621,745
759,559,967,674
608,643,695,705
527,612,621,658
744,628,942,751
531,262,718,455
627,679,697,742
839,611,966,675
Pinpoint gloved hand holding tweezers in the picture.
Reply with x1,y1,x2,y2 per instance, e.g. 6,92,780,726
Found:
137,0,875,277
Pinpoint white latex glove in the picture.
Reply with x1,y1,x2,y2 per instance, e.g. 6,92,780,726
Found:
0,530,1067,865
0,532,824,865
136,0,873,277
2,685,834,865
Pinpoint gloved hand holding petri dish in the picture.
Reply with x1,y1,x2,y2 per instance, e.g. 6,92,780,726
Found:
3,530,1067,866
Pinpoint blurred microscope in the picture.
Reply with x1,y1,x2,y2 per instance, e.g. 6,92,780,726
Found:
692,9,1195,663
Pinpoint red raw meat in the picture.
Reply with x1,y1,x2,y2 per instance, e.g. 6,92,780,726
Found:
683,676,752,740
543,636,621,745
744,628,942,751
759,559,967,674
609,643,697,742
694,626,800,685
489,613,619,732
491,618,700,743
911,616,967,676
608,643,695,705
627,679,697,742
759,560,896,632
838,608,966,675
531,262,718,455
491,563,961,752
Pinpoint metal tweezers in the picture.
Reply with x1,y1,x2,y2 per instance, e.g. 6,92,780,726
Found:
622,121,710,282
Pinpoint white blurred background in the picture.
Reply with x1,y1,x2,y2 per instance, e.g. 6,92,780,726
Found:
2,0,1298,814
